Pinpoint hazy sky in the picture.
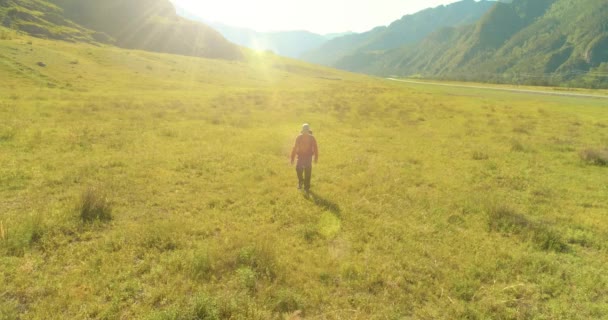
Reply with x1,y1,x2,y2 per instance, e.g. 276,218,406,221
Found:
171,0,464,34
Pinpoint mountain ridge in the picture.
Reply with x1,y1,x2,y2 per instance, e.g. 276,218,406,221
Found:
332,0,608,88
172,9,354,59
302,0,497,66
207,23,330,58
0,0,243,60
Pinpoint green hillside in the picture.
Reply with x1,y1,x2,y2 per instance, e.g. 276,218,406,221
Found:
338,0,608,88
0,0,242,60
302,0,496,66
0,0,109,42
2,28,608,319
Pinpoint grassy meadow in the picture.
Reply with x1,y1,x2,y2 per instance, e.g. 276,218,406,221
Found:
2,30,608,319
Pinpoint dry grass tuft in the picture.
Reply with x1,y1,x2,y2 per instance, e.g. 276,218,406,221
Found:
580,148,608,166
77,187,112,222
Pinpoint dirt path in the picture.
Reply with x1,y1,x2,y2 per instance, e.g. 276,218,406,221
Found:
387,78,608,100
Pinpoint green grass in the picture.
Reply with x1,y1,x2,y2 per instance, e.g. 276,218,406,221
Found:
2,32,608,319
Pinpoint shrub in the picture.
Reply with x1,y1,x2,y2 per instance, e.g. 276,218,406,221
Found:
0,126,16,142
511,140,526,152
580,148,608,166
0,215,45,257
272,289,303,314
472,151,489,160
534,227,568,252
453,278,479,302
565,227,595,248
488,206,531,234
77,187,112,222
302,224,320,243
192,250,214,280
147,294,220,320
191,294,220,320
237,244,278,280
236,267,257,292
513,125,531,135
0,29,14,40
140,223,178,251
487,205,568,252
146,308,181,320
0,299,19,320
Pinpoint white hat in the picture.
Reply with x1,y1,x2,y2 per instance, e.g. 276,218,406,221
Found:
301,123,311,133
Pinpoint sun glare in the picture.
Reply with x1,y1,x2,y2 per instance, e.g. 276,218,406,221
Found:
172,0,466,34
174,0,276,30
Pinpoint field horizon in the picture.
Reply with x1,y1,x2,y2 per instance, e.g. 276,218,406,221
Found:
2,30,608,319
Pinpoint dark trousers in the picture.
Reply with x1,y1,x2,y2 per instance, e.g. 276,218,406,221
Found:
296,166,312,190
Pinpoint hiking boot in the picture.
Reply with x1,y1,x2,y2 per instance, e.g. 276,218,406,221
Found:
298,182,303,190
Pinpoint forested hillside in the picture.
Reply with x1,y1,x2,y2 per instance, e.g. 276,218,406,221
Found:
0,0,243,60
337,0,608,88
302,0,496,66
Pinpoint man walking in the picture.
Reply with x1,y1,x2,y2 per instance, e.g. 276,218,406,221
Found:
291,123,319,191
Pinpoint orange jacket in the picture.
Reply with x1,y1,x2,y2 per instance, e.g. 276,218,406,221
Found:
291,134,318,163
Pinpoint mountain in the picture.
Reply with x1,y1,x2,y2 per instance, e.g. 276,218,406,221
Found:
0,0,242,60
0,0,108,43
302,0,497,66
172,3,353,59
208,23,330,58
175,17,350,59
324,31,355,40
338,0,608,88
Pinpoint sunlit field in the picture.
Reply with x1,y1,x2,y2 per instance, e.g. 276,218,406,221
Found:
2,32,608,319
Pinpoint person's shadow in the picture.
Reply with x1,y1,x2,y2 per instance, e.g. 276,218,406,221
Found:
304,191,341,216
